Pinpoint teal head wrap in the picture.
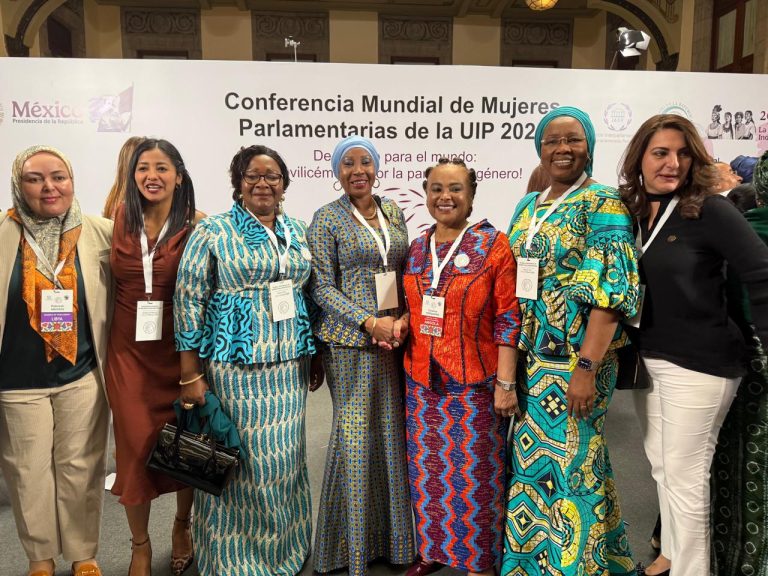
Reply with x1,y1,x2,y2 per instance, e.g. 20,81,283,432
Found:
534,106,596,177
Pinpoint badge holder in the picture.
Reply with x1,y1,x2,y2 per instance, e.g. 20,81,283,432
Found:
41,289,74,332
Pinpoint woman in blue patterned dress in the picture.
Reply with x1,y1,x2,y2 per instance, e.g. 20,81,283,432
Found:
308,136,415,575
173,145,322,576
502,107,640,576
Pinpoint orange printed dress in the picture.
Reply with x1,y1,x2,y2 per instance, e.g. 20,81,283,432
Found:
403,219,520,572
105,205,190,505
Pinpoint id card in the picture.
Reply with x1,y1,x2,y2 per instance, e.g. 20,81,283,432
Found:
516,257,540,300
625,284,646,329
136,300,163,341
270,279,296,322
375,271,399,311
41,289,73,332
420,295,445,337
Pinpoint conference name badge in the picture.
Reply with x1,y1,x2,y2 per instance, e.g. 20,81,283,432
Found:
136,300,163,341
270,279,296,322
625,284,646,329
516,257,540,300
41,289,74,332
375,271,399,311
420,295,445,337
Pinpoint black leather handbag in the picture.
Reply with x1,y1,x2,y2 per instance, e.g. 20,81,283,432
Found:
615,344,650,390
146,410,240,496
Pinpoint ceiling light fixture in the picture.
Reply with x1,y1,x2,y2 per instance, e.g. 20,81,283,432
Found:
525,0,559,11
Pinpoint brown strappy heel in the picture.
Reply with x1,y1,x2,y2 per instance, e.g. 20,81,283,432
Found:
129,536,151,576
170,515,194,576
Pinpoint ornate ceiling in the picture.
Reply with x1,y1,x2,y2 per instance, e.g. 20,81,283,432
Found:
93,0,593,18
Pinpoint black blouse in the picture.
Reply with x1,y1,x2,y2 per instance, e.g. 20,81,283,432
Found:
628,193,768,378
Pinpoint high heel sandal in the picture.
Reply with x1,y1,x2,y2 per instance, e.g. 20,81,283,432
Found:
171,515,194,576
129,536,151,576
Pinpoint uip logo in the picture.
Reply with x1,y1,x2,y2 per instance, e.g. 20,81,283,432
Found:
603,103,632,132
660,102,692,119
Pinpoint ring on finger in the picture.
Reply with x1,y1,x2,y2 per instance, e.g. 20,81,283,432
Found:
182,402,195,410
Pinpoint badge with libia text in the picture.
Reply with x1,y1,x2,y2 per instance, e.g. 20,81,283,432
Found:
41,289,74,332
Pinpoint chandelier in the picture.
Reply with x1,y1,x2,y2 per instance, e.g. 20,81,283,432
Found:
526,0,559,10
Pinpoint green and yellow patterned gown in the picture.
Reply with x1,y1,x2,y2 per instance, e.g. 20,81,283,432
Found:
502,183,639,576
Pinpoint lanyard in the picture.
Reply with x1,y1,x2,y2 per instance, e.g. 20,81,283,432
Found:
525,172,588,250
352,203,391,268
246,208,293,275
636,196,679,257
23,229,66,289
140,217,170,295
429,222,472,291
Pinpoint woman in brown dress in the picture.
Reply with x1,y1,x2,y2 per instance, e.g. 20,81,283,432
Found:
105,139,203,576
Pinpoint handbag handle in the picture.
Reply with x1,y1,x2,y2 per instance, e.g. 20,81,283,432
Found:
169,409,218,467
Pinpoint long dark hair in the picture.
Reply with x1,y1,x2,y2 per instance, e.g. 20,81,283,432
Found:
619,114,717,220
124,138,196,243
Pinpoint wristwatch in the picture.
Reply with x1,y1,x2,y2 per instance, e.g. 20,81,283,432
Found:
577,356,598,372
496,378,516,392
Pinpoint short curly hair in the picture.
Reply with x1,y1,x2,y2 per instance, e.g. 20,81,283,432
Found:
228,145,290,203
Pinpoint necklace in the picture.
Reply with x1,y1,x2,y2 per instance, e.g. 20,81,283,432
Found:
363,203,378,220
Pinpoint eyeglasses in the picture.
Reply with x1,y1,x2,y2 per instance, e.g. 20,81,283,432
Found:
540,136,586,148
242,172,282,185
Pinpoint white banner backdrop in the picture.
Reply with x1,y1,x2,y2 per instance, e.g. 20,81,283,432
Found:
0,57,766,235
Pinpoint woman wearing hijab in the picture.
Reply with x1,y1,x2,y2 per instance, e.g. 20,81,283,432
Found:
711,151,768,576
502,107,640,576
308,135,415,575
0,146,113,576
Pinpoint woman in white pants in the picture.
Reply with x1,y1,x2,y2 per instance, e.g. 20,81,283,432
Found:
618,114,768,576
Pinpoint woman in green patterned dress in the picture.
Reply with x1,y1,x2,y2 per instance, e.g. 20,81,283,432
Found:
711,151,768,576
502,106,640,576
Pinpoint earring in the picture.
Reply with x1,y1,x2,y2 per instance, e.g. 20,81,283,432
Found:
279,195,285,215
639,174,644,188
373,179,380,189
333,180,342,191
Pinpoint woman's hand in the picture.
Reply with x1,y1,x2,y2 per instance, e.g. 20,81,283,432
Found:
309,354,325,392
392,313,410,347
494,385,521,418
566,367,596,420
179,376,208,408
365,315,395,346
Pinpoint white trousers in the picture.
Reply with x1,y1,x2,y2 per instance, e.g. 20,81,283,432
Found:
634,358,739,576
0,370,109,562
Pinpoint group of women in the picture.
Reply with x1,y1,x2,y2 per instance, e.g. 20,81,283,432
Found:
0,105,765,576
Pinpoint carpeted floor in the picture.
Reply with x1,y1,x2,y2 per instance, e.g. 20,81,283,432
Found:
0,385,657,576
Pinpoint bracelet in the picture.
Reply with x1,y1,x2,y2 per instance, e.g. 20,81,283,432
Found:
496,378,516,392
179,373,204,386
370,316,377,334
